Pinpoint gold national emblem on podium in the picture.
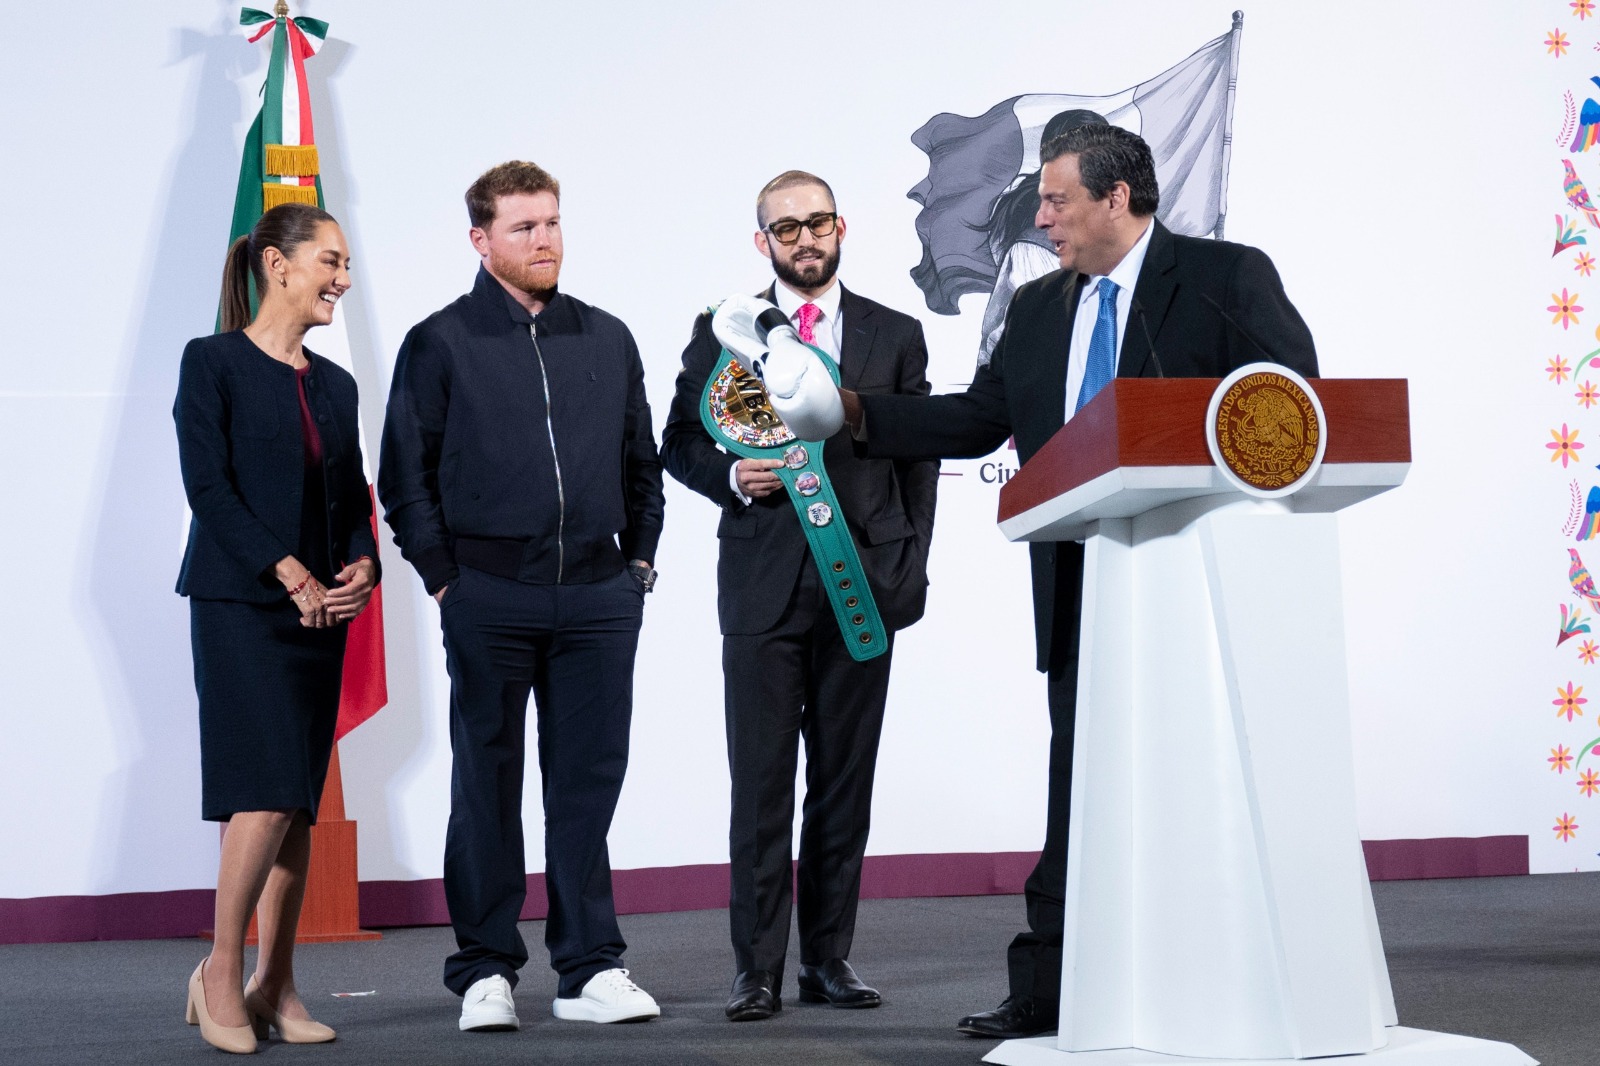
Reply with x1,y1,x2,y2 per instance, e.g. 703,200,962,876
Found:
1206,364,1327,497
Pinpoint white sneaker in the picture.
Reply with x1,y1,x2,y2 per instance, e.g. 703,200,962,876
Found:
551,968,661,1023
459,974,520,1032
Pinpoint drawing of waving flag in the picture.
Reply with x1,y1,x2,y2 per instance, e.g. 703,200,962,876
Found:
907,13,1243,319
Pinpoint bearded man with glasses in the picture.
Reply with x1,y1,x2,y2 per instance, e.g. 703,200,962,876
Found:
662,170,939,1022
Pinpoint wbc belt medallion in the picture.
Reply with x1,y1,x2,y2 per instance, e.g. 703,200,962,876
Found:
701,348,887,661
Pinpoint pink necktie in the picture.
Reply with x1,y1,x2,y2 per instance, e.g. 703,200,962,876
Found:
796,302,821,345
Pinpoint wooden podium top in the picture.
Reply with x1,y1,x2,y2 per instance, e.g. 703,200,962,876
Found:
996,378,1411,543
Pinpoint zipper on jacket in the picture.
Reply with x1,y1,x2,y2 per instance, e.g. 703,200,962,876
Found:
529,325,566,582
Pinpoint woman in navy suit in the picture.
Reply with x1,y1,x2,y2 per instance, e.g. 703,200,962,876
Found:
173,203,379,1053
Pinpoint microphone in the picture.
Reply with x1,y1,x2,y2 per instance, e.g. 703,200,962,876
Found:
1128,296,1166,379
1199,291,1279,365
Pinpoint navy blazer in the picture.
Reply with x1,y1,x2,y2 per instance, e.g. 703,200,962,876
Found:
174,330,381,602
378,270,665,593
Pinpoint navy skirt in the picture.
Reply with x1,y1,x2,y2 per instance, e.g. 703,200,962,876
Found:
190,597,347,823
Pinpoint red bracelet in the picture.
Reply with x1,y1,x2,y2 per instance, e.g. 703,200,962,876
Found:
287,575,312,597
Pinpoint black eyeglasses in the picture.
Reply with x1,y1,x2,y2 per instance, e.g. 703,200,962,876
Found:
764,213,838,245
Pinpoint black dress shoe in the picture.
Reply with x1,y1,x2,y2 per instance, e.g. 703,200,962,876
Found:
956,995,1058,1038
796,959,881,1008
725,970,781,1021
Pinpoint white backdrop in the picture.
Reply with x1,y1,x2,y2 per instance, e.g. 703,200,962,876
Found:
0,0,1558,903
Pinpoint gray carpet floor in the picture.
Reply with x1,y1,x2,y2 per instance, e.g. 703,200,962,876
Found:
0,874,1592,1064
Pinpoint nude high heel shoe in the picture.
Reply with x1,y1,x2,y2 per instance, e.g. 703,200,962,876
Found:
244,974,337,1043
186,959,259,1054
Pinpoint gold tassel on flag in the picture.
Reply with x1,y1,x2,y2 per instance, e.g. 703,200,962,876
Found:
262,183,320,210
265,143,320,177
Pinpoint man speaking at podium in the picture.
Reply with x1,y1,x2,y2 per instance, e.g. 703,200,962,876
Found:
840,124,1318,1040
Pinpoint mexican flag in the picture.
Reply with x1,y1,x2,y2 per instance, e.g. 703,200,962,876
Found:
229,4,388,742
232,6,328,261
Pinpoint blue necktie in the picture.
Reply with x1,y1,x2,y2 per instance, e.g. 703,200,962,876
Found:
1074,278,1119,413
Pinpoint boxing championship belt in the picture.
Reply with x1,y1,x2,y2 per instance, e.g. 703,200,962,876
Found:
700,345,888,662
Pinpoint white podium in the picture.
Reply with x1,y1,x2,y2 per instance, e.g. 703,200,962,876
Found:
983,378,1533,1066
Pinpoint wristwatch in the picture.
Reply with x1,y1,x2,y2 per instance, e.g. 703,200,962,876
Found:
627,559,657,594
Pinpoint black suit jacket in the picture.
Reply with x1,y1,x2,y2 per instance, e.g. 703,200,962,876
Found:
863,221,1317,673
662,285,939,635
174,330,380,602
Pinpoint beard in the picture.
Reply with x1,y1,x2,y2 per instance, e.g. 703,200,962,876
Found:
487,246,561,296
770,242,840,292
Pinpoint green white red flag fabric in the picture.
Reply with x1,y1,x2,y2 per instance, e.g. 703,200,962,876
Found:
232,6,328,237
226,5,388,742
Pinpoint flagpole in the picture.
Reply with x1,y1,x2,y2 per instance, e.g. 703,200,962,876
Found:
1215,10,1244,241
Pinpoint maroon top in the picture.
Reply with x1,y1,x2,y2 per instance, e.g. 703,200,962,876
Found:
296,362,323,467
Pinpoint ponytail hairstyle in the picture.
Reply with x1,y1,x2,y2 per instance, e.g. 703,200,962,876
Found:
218,202,339,332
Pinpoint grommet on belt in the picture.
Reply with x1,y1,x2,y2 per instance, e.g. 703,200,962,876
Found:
839,578,852,590
832,561,845,572
845,596,858,608
852,614,865,626
859,633,873,644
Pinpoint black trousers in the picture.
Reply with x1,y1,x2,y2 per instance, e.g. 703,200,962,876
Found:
723,563,895,981
438,565,643,998
1005,667,1077,1006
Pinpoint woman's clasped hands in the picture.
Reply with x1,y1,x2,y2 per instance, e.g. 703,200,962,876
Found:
281,557,377,628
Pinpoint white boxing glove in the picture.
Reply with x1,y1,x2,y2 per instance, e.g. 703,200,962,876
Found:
712,293,846,441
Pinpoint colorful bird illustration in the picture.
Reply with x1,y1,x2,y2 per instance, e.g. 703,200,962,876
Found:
1557,213,1589,256
1580,488,1600,541
1565,160,1600,230
1561,602,1592,647
1571,548,1600,611
1574,78,1600,152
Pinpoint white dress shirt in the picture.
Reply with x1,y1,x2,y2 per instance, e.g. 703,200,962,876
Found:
1063,221,1153,425
728,278,845,502
770,276,844,361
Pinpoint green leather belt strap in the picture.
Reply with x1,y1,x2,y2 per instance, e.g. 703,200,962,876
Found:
700,345,887,662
